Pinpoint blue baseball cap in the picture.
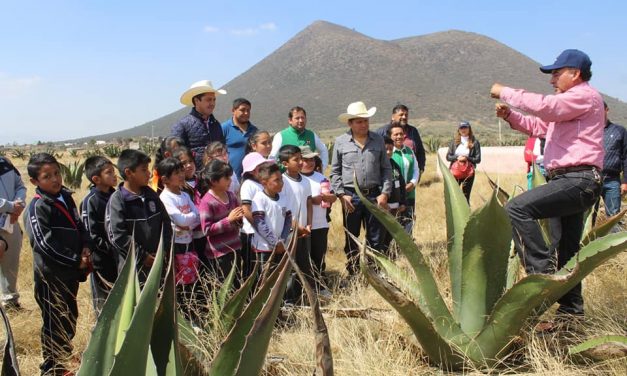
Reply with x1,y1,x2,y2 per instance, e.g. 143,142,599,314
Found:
539,49,591,74
458,121,471,128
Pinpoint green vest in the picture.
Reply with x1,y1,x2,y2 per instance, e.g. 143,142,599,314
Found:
280,126,316,151
392,146,416,200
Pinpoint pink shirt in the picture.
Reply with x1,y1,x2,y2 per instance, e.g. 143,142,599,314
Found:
501,82,604,170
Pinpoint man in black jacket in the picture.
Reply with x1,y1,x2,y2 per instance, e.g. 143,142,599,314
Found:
376,104,426,176
171,80,227,168
597,102,627,220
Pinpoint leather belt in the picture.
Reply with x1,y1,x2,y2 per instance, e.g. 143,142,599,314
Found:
547,165,594,179
345,186,380,196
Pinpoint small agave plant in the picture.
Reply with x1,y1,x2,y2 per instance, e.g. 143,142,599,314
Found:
59,161,85,189
78,230,333,376
354,157,627,370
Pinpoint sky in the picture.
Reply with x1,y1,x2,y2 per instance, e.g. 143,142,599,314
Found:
1,0,626,145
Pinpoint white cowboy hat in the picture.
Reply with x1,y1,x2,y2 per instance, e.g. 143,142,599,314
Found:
338,101,377,123
180,80,227,106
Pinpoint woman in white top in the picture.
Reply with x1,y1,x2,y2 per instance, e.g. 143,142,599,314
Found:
446,121,481,203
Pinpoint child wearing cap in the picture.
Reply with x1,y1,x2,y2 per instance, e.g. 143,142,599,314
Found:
239,152,274,281
300,146,336,299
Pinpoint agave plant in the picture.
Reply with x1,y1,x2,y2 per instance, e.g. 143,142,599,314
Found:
10,149,26,161
422,136,442,154
103,144,122,158
354,156,627,370
79,229,332,375
59,161,85,189
82,148,103,158
1,305,20,375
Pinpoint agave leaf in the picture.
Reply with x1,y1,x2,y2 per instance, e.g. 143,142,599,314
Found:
209,235,296,376
568,335,627,358
0,305,20,376
505,242,521,290
176,313,207,375
475,232,627,365
437,156,470,319
362,249,468,346
459,192,511,336
287,251,334,375
217,254,238,310
220,261,259,332
78,243,138,375
582,208,627,245
108,235,166,375
486,174,510,205
150,245,183,375
359,248,465,369
531,162,546,188
352,173,456,325
529,163,552,247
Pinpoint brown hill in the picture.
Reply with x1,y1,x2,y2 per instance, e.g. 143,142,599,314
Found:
88,20,627,141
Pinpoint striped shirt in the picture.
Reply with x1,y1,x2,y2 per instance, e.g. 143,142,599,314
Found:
198,190,242,258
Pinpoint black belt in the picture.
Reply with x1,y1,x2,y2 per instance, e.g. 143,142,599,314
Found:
345,186,380,196
547,165,595,179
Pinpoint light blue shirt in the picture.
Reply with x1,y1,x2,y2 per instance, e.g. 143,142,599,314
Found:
221,118,258,181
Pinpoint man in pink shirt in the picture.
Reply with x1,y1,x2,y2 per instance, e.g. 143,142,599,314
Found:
490,49,604,318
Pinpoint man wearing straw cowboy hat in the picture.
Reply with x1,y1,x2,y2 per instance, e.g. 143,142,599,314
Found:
171,80,227,168
491,49,603,320
330,101,392,277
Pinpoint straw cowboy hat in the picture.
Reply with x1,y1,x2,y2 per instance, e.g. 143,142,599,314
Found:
338,101,377,123
180,80,227,106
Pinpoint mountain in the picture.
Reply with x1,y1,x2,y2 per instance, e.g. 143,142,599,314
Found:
86,20,627,142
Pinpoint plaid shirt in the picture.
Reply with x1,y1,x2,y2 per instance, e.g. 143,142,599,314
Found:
198,190,242,258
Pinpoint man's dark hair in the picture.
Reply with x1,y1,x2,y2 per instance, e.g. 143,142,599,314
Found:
278,144,301,163
604,101,608,110
84,155,114,184
232,98,251,110
258,162,281,181
192,92,212,107
200,160,233,185
288,106,307,119
118,149,151,180
580,68,592,82
392,104,409,114
383,136,394,145
156,157,183,179
27,153,59,180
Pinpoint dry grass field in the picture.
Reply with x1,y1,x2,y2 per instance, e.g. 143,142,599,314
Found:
2,153,626,375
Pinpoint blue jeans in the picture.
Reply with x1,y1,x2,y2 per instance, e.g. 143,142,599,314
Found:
505,169,602,315
601,177,622,217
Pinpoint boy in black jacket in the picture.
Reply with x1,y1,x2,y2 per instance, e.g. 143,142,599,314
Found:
105,150,172,283
23,153,91,376
80,156,118,314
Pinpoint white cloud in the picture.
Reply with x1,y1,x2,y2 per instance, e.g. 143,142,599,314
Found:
259,22,277,31
0,72,42,99
203,25,219,33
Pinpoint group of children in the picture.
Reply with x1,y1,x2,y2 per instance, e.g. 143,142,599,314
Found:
22,128,335,374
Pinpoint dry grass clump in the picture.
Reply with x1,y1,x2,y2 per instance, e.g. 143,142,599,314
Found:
2,153,626,375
